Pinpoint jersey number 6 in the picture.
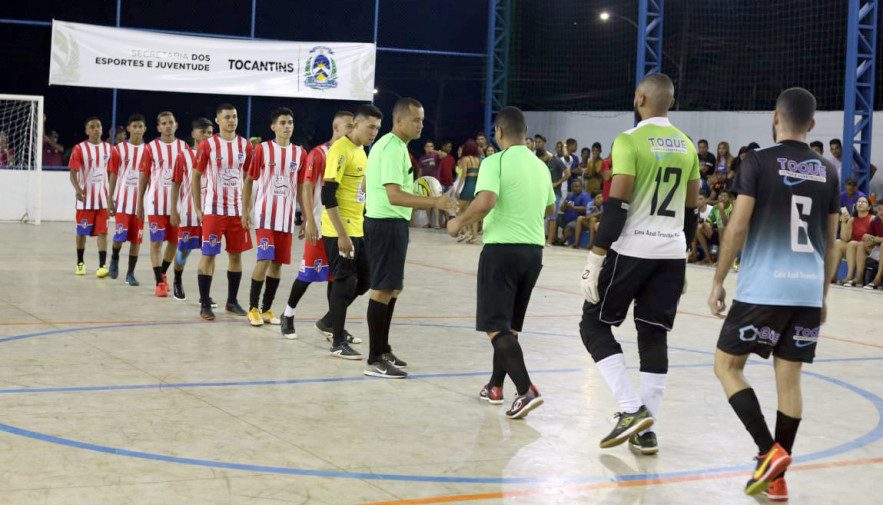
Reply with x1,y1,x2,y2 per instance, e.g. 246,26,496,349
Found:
650,167,682,217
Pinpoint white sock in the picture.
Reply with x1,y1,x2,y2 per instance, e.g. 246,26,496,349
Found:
283,305,295,317
595,354,642,413
639,372,667,435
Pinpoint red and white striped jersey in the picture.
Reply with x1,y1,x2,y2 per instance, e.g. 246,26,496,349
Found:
248,140,306,233
69,140,112,210
300,141,331,230
172,145,202,227
195,135,252,217
143,138,188,216
108,142,149,215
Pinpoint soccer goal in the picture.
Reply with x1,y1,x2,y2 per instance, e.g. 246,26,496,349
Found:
0,94,43,224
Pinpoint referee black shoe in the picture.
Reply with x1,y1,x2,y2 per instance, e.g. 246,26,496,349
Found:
382,351,407,368
363,357,407,379
600,405,654,449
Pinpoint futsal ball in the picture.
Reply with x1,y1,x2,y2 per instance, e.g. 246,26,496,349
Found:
414,176,443,197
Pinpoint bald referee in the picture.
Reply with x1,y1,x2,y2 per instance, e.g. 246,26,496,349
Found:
447,106,555,419
363,98,457,378
579,73,700,453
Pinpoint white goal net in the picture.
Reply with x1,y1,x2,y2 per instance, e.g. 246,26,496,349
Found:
0,94,43,224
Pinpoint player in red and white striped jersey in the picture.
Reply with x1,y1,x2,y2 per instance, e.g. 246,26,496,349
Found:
242,107,307,327
107,114,148,286
139,111,189,297
192,103,254,320
280,110,356,340
169,117,214,302
68,116,112,277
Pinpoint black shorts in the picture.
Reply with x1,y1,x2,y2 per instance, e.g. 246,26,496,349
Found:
365,217,409,290
717,300,820,363
323,235,370,292
583,249,685,333
476,244,543,333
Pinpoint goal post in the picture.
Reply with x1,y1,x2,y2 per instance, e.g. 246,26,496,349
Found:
0,94,43,224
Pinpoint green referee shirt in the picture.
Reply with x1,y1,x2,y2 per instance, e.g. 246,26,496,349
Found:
474,144,556,246
365,132,415,220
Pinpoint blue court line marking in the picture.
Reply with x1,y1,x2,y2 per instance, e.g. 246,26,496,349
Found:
0,321,880,484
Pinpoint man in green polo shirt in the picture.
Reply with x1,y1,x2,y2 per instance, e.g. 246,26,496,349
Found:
446,106,556,419
363,97,456,379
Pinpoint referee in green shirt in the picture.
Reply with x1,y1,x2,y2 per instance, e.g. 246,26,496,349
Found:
447,106,556,419
363,97,456,379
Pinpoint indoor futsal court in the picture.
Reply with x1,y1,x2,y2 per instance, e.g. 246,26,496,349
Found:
0,224,879,504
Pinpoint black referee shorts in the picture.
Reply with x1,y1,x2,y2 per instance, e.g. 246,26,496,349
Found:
323,235,370,293
365,217,409,291
477,244,543,333
582,249,685,334
717,301,820,363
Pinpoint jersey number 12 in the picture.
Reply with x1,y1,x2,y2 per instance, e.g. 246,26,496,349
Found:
650,167,682,217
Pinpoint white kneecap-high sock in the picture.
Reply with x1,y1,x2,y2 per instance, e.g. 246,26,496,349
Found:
640,371,667,435
596,353,642,413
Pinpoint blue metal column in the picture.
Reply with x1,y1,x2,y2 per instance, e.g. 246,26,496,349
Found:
483,0,509,140
635,0,664,86
110,0,121,140
842,0,878,194
245,0,257,139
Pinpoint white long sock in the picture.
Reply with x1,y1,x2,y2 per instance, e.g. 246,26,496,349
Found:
640,372,667,435
283,305,295,317
596,354,642,413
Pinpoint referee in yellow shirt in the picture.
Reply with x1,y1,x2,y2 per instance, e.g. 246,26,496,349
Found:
321,104,382,359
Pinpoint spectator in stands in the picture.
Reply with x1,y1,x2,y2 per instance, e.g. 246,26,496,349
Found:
707,169,730,204
540,147,570,240
565,138,581,184
437,140,456,227
0,131,13,168
572,190,604,249
830,138,843,179
579,147,590,169
547,179,589,246
862,203,883,289
729,146,749,181
584,141,604,193
810,140,824,156
525,137,535,155
454,139,481,243
484,144,496,156
534,134,547,157
43,130,64,168
715,141,734,173
841,176,866,215
690,193,714,264
697,139,716,178
418,140,443,228
708,187,733,242
476,132,488,159
600,142,613,202
836,195,873,286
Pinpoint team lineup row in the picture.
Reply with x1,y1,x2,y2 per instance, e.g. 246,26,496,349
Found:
67,75,840,501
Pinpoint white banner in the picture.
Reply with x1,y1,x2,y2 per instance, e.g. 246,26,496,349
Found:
49,20,376,101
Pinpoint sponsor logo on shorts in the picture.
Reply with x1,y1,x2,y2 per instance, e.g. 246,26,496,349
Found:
78,219,90,229
116,223,125,233
738,325,781,346
181,231,190,241
312,259,324,272
208,234,219,247
259,238,271,250
792,325,819,348
150,222,159,233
